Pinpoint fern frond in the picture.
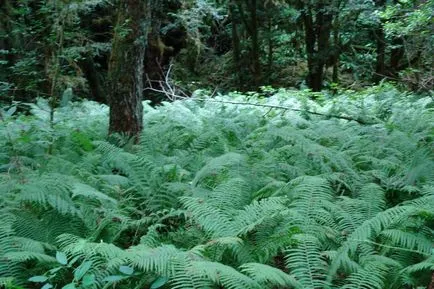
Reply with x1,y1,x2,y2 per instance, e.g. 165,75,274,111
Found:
4,251,57,263
191,261,261,289
192,152,245,187
240,263,302,288
234,197,288,235
379,229,433,255
128,244,184,276
285,234,329,289
180,196,236,237
327,205,428,283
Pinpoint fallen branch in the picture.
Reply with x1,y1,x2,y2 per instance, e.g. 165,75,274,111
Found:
193,98,375,125
143,65,375,125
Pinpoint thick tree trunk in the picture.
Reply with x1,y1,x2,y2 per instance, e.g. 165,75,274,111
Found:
108,0,149,139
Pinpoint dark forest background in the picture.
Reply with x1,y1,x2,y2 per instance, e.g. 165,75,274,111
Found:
1,0,432,103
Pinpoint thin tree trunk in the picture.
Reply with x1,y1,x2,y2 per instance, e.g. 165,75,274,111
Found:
249,0,260,86
108,0,149,139
375,26,386,81
143,14,164,105
316,5,333,88
390,36,404,75
267,7,273,78
332,16,340,83
389,0,405,76
302,6,317,90
302,2,333,91
229,0,242,85
374,0,386,82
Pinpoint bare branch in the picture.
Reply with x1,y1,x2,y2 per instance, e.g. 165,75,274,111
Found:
194,98,375,125
144,82,375,125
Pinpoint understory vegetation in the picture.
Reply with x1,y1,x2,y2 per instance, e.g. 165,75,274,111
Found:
1,86,433,289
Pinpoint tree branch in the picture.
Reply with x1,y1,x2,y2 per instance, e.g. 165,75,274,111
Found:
143,64,375,125
194,98,374,125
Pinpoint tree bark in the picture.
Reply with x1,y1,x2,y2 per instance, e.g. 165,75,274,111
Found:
108,0,149,139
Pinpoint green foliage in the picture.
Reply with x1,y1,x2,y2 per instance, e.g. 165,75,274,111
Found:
0,0,110,103
0,86,433,288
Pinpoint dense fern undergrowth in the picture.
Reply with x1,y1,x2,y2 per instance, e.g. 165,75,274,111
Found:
1,86,433,289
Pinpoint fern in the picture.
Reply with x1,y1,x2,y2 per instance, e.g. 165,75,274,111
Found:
285,234,330,289
1,87,433,288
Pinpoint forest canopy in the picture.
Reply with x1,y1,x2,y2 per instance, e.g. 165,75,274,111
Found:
0,0,433,289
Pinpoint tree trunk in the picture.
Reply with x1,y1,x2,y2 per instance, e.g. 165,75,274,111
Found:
374,0,386,82
108,0,149,139
143,15,164,105
374,26,386,82
302,2,333,91
249,0,261,86
332,16,340,84
229,0,242,85
267,7,273,79
390,36,404,75
79,56,106,103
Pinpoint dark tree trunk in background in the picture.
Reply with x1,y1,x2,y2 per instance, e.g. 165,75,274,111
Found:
266,6,273,79
374,0,386,82
108,0,149,139
142,1,186,105
389,0,405,77
302,2,333,91
249,0,261,86
143,16,164,105
229,0,242,85
79,56,106,103
332,16,340,84
390,36,404,75
375,26,386,81
236,0,261,87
